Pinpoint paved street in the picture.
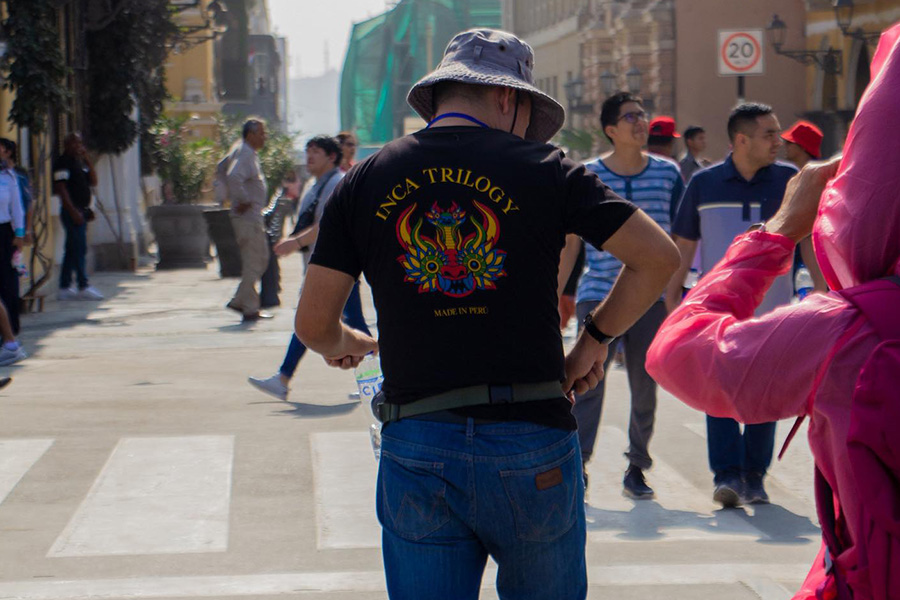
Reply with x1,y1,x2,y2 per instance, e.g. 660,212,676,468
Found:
0,253,821,600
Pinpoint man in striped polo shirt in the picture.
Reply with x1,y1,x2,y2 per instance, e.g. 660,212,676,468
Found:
561,92,684,499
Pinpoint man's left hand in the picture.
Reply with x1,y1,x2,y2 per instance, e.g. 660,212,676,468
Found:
562,334,608,397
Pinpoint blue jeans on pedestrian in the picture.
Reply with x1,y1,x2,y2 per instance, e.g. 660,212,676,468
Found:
377,418,587,600
59,210,88,290
706,415,776,484
279,281,372,378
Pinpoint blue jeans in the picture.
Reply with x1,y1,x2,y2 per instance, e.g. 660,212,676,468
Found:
706,415,776,483
60,210,88,290
378,418,587,600
279,282,372,378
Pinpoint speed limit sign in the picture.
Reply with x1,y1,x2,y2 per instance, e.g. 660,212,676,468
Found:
718,29,765,76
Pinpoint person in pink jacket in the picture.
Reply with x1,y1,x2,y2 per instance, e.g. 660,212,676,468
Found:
646,23,900,600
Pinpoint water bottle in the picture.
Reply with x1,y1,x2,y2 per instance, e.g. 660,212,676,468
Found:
355,353,384,460
11,250,27,278
795,267,813,301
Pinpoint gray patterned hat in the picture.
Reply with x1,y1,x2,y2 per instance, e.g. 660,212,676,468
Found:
407,28,566,144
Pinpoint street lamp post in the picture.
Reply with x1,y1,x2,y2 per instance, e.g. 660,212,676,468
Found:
766,14,842,75
600,70,617,97
563,76,594,116
833,0,883,45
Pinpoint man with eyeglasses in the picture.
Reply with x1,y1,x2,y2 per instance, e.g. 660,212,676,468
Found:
665,102,798,508
560,91,684,500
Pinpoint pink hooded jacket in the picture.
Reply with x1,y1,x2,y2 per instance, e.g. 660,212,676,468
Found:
646,23,900,600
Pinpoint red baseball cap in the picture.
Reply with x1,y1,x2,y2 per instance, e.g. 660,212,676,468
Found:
781,120,823,159
648,116,680,138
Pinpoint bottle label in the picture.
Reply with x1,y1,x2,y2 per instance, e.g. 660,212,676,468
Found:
356,376,383,401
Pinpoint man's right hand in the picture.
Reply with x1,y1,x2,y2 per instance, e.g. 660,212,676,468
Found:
69,210,85,226
562,334,608,397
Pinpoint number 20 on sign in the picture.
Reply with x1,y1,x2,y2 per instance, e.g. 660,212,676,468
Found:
718,29,765,76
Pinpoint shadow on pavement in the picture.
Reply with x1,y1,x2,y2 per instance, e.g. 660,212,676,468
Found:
585,500,817,544
277,400,362,418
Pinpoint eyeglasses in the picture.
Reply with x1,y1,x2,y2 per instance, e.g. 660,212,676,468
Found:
617,110,648,124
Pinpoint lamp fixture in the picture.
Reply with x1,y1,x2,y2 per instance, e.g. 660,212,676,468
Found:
766,14,842,75
833,0,883,46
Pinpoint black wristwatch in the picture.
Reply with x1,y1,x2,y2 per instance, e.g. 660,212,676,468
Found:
582,312,615,345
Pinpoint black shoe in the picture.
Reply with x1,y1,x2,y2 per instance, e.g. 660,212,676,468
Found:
713,476,743,508
623,466,655,500
742,473,770,505
242,311,274,322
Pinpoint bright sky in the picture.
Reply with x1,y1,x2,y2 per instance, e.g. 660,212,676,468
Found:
268,0,392,78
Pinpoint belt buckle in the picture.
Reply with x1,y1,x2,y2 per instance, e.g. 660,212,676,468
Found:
488,384,513,404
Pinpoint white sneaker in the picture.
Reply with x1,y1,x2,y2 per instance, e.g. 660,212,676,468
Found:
0,345,27,366
248,374,289,401
57,287,78,301
78,286,104,300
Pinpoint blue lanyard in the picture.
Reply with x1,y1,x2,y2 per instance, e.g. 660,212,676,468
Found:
426,112,490,129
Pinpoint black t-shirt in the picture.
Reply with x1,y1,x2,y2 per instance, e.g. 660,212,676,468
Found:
53,154,92,209
311,127,636,430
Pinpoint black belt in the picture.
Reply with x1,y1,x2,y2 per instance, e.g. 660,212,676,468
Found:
375,381,564,424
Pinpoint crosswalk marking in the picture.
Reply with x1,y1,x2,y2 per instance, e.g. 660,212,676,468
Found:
48,436,234,557
0,563,809,599
0,438,54,505
585,426,765,542
310,431,380,549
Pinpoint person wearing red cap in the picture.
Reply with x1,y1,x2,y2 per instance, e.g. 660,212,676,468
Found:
781,120,823,170
647,115,680,159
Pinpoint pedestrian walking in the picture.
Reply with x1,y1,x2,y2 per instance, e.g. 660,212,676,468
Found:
665,102,799,508
0,139,33,246
248,135,370,401
293,28,678,599
678,125,711,183
0,142,24,333
0,298,25,366
647,24,900,598
560,92,684,500
54,133,103,302
646,115,680,159
225,119,271,323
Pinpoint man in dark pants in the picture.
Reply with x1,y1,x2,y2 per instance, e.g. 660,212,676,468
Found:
560,92,684,500
54,133,103,301
666,103,798,507
293,29,678,599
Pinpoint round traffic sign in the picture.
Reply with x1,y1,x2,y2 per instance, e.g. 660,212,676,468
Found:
721,32,762,73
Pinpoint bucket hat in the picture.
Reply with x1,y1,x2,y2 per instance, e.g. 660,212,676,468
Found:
407,28,566,143
781,120,823,159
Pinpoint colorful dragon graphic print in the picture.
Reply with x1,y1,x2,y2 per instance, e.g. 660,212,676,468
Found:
396,200,507,298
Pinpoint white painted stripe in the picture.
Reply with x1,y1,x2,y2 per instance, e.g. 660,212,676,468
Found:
310,431,380,549
0,563,810,599
48,436,234,557
0,439,54,505
586,426,764,542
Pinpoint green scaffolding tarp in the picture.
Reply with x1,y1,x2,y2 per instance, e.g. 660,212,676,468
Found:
340,0,500,145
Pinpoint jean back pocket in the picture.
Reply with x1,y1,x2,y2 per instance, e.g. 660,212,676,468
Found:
377,452,450,541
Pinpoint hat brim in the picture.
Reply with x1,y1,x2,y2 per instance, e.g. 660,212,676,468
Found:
407,61,566,144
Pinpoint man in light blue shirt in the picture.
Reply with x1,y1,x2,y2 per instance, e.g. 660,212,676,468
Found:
561,92,683,500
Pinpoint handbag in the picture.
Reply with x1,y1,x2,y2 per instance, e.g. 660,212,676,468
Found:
291,169,339,250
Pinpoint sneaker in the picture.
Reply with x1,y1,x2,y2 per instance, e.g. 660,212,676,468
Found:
623,466,655,500
57,287,78,300
0,345,27,366
742,473,770,505
713,476,743,508
242,311,274,322
78,286,104,300
248,374,288,401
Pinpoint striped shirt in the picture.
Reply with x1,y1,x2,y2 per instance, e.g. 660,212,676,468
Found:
576,155,684,304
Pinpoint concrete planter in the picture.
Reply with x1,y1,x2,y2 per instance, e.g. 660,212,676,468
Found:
147,204,211,270
202,208,242,278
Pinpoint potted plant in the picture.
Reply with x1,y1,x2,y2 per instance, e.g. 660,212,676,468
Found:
147,116,218,269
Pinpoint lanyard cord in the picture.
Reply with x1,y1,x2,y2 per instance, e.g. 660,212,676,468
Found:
426,112,490,129
509,90,519,135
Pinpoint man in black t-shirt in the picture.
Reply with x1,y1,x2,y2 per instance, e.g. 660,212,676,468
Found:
295,29,679,599
53,133,103,301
